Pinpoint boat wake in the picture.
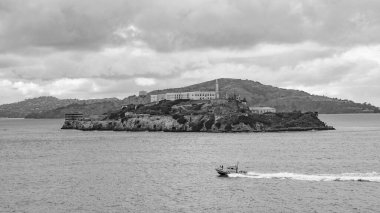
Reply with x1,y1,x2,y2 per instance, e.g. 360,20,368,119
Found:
227,172,380,182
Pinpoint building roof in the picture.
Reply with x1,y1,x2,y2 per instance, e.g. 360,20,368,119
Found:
249,107,276,110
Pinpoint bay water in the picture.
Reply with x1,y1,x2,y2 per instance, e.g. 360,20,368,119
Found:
1,114,380,212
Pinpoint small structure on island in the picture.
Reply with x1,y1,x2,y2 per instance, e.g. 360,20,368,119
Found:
215,79,220,99
65,113,84,121
249,107,276,114
139,91,148,97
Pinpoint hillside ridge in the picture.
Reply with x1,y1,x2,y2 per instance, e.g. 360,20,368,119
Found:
1,78,379,118
150,78,379,113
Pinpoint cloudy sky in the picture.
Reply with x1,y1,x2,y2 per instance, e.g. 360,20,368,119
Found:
1,0,380,106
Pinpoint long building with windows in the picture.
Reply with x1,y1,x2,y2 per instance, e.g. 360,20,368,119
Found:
151,91,217,102
249,107,276,114
150,80,220,102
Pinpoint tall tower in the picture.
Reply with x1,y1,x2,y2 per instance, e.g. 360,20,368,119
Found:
215,79,220,99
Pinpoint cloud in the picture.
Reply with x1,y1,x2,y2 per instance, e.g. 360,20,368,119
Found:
2,0,380,53
0,0,139,52
127,0,380,51
0,0,380,106
134,78,156,86
4,78,94,97
1,40,380,105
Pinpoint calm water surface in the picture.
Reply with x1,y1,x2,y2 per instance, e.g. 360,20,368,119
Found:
1,114,380,212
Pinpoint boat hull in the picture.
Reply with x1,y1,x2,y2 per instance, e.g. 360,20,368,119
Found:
215,168,229,176
215,168,247,176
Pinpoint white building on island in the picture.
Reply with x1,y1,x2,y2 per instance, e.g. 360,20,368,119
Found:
249,107,276,114
150,79,220,102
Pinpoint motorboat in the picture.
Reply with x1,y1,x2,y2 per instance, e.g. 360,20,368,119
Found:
215,163,247,176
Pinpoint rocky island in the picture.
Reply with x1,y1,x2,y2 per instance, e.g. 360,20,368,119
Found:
62,99,334,132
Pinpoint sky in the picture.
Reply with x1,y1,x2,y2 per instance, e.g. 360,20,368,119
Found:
1,0,380,106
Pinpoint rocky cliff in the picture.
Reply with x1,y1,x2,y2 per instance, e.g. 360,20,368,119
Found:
62,99,334,132
62,113,334,132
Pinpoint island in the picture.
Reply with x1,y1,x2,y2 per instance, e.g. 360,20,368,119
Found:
61,99,334,132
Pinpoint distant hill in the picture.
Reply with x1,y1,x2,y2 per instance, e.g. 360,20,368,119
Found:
0,96,80,118
150,78,380,114
24,95,150,119
1,78,378,118
0,96,125,118
25,101,121,119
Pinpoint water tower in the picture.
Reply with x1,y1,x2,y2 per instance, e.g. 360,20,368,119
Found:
215,79,220,99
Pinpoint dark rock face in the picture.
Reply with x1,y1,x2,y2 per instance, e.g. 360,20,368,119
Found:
62,111,334,132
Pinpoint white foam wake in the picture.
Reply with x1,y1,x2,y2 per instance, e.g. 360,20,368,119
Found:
227,172,380,182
